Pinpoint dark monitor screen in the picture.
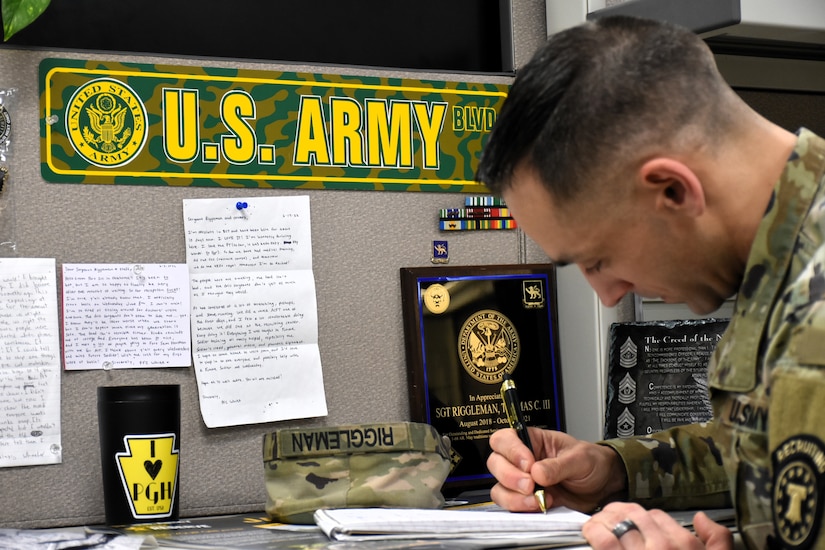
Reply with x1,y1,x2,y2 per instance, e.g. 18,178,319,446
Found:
2,0,513,73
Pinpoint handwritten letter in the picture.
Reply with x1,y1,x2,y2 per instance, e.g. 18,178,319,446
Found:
183,196,327,427
0,258,62,467
61,264,191,370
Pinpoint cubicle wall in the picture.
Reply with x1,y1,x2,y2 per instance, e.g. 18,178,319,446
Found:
4,0,824,529
0,0,552,530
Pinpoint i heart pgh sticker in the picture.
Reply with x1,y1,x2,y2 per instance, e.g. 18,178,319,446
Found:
115,434,179,519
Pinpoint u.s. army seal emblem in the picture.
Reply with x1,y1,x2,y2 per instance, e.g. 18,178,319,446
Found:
772,435,825,549
66,78,147,168
457,309,520,384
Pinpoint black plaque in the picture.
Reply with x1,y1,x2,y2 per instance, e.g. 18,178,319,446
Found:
400,265,564,495
604,318,729,439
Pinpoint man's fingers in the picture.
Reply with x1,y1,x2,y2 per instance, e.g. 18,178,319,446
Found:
489,482,543,513
694,511,734,549
532,441,591,488
486,449,534,494
489,428,533,471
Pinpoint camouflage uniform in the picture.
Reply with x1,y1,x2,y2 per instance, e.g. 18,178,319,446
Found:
262,422,452,524
601,128,825,549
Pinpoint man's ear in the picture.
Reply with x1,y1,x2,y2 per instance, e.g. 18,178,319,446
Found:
638,158,705,217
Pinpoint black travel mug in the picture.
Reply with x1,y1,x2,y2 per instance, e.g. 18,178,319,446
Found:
97,384,181,525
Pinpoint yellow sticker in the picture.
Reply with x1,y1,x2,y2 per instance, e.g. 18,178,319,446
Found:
116,434,179,519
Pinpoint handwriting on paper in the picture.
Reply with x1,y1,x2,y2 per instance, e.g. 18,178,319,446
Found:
61,264,191,370
183,196,327,428
0,258,62,468
191,273,311,352
185,206,310,274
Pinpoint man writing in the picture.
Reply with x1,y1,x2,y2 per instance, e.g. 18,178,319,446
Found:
476,15,825,550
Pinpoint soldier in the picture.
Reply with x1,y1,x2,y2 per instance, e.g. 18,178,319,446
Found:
477,15,825,550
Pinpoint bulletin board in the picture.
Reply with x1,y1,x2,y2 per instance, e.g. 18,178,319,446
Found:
0,48,526,529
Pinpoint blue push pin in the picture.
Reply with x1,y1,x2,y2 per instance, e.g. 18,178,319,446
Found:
236,201,249,217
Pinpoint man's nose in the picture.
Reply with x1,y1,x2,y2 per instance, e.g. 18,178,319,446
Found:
583,271,632,308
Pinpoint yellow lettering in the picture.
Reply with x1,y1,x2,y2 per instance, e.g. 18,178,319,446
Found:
163,88,199,162
452,106,497,132
330,97,363,166
452,106,464,131
413,101,447,170
294,96,330,165
295,96,447,170
220,91,256,165
366,99,413,168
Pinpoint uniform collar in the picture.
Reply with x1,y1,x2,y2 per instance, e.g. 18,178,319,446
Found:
710,128,825,390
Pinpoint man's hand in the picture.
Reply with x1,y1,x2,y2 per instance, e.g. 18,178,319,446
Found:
582,502,734,549
487,427,627,513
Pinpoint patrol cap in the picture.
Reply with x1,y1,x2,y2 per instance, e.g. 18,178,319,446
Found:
263,422,451,524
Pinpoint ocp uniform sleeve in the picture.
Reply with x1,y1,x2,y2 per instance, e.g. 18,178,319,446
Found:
767,300,825,549
598,421,731,510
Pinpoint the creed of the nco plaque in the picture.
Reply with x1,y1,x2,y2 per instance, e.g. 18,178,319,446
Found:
604,318,729,439
400,265,565,495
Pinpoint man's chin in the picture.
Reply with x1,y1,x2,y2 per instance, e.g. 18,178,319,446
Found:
638,294,726,316
686,299,726,316
649,295,722,316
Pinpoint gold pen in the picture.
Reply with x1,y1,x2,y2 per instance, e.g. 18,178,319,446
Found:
500,372,547,513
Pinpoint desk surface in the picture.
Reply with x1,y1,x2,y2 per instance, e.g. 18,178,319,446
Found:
120,512,591,549
4,509,743,549
7,512,590,549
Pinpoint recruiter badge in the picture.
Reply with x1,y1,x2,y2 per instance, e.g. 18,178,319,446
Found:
66,77,147,168
772,434,825,549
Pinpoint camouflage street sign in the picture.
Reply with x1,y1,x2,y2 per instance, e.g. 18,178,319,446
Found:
40,58,508,192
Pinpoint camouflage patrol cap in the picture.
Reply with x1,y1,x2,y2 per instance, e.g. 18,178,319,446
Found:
263,422,452,524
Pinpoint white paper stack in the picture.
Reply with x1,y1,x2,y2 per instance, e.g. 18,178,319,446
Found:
314,506,590,546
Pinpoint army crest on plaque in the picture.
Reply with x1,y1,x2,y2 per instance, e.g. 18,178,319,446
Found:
458,309,520,384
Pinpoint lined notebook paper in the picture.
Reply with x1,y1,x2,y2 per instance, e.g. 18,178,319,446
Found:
314,506,590,543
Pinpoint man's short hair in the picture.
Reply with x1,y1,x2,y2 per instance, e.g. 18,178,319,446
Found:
476,16,732,202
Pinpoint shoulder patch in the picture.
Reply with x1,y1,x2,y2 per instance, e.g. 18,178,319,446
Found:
772,435,825,549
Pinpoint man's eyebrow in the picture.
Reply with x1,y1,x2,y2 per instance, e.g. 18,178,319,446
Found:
550,258,572,268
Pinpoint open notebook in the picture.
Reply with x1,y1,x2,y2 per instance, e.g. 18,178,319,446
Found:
314,505,590,545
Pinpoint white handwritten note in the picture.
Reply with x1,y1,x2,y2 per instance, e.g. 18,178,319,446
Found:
61,264,191,370
0,258,62,468
183,196,327,427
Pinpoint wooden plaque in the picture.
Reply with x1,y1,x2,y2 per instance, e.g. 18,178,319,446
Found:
400,264,564,495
